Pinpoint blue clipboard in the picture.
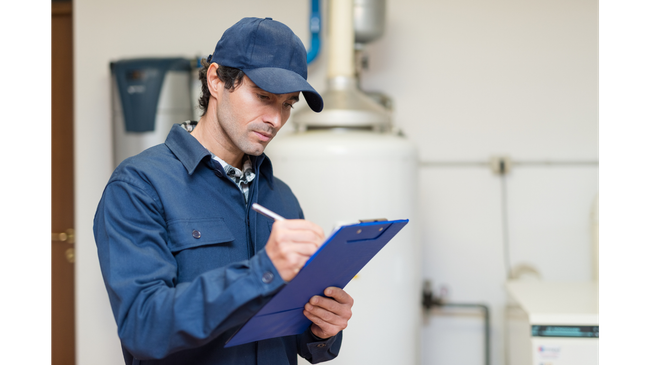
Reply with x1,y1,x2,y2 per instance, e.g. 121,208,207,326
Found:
225,218,409,347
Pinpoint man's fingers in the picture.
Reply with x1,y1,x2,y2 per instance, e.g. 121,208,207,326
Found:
273,220,325,241
309,297,352,320
274,229,324,246
280,242,320,257
321,287,354,305
276,243,319,277
274,219,323,232
303,304,349,339
304,288,354,339
265,218,326,282
304,308,346,331
305,303,345,323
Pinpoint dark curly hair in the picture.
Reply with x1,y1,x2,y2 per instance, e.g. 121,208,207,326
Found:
197,58,246,116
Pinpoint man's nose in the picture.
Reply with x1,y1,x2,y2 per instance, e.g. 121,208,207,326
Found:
264,106,283,129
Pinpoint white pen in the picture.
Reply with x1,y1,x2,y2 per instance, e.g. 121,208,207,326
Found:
252,203,286,221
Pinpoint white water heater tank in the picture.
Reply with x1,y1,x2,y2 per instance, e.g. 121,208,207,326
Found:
265,128,420,365
268,1,420,362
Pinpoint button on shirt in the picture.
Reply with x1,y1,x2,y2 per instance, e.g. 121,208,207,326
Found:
93,123,342,365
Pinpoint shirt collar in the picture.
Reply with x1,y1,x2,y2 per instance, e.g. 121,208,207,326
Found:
164,123,275,189
165,123,212,175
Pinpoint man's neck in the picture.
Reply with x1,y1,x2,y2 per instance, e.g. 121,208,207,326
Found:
192,113,245,170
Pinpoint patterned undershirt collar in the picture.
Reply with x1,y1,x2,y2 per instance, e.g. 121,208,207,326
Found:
181,121,256,202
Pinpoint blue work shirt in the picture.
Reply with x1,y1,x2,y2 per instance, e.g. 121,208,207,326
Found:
94,124,342,364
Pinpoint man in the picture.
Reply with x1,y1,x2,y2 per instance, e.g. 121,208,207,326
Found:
94,17,353,365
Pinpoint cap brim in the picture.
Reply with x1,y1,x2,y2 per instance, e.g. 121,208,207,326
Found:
243,67,323,112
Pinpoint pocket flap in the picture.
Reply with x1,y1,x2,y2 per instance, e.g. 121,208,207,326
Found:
167,218,235,252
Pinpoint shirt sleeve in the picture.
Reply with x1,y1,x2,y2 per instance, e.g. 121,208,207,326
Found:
93,179,286,360
296,328,343,364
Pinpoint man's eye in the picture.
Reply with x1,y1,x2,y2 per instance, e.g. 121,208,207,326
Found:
258,94,270,100
284,103,295,109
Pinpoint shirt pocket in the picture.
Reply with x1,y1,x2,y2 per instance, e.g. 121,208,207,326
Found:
167,217,235,253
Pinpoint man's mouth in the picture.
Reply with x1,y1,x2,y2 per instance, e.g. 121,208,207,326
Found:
253,130,273,142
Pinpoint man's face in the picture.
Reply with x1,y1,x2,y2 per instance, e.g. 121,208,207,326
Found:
215,75,300,157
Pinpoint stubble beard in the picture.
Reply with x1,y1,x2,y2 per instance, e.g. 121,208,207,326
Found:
216,106,274,157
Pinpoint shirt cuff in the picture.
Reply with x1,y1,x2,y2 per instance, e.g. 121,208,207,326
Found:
308,326,328,341
251,248,286,295
300,328,342,363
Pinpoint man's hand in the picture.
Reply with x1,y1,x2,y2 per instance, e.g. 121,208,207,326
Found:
304,287,354,339
265,219,325,282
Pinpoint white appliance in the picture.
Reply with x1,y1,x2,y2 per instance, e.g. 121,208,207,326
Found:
506,281,599,365
265,1,420,364
111,58,193,167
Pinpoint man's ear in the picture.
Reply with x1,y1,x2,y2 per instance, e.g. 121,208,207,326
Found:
206,63,223,100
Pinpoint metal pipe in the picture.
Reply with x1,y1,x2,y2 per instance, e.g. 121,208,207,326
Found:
422,282,490,365
328,0,355,78
437,302,491,365
306,0,321,64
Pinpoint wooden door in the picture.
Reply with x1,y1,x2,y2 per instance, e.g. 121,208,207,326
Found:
52,1,76,364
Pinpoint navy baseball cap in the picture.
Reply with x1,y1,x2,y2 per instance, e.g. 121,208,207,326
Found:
208,17,323,112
